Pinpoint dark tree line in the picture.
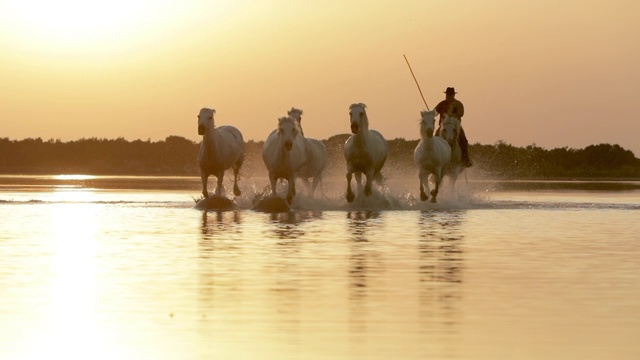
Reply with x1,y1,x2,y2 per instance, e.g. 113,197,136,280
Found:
1,136,639,179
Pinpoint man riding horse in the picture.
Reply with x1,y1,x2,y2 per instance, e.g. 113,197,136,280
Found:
435,87,473,167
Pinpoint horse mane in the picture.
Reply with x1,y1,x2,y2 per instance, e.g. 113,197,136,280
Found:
349,103,367,111
420,109,435,118
199,108,216,117
288,107,303,117
277,116,301,132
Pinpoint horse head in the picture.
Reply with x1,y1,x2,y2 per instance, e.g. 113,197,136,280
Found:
348,103,368,134
198,108,216,135
287,107,304,135
277,116,301,151
419,110,437,139
440,115,461,148
287,107,303,122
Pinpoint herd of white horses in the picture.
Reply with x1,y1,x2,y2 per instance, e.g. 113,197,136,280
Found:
197,103,465,206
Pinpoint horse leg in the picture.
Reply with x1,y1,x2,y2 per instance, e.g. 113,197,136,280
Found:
232,164,242,197
419,169,428,202
201,173,209,198
346,170,355,203
355,172,363,197
301,178,312,198
363,171,373,197
310,174,321,199
269,173,278,198
215,171,225,197
286,176,296,204
431,170,442,203
449,169,459,192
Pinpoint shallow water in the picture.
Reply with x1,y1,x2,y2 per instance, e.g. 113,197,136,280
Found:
1,175,639,359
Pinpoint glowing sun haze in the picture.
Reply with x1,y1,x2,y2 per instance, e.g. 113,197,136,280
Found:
1,0,639,156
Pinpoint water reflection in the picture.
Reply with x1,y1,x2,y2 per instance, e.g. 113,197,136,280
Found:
346,211,381,242
200,210,242,238
346,211,384,333
265,210,323,240
417,211,465,328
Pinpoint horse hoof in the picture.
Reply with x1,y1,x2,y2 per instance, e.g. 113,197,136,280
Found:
234,188,241,197
202,192,209,198
346,192,355,203
364,188,372,197
420,193,427,202
430,197,437,204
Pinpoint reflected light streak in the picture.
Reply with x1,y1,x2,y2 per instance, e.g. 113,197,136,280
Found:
23,189,120,359
53,175,97,181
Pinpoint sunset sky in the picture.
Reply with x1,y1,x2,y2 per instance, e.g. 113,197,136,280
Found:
1,0,639,156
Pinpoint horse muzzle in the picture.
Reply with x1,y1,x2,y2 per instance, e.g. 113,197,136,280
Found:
284,141,293,151
198,125,206,135
350,123,359,134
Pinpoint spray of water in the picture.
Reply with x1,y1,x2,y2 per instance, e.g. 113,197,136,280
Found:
198,173,492,212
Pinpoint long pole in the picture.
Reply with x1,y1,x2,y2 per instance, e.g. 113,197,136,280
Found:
403,54,430,110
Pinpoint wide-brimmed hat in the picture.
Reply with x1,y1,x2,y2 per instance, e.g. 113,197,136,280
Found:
444,87,457,95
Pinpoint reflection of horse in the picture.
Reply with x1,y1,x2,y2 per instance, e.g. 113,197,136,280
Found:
439,115,464,187
414,110,451,203
344,103,388,202
262,116,307,204
287,107,327,198
197,108,245,198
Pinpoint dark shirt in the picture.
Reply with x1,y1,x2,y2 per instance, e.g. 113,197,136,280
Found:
435,98,464,124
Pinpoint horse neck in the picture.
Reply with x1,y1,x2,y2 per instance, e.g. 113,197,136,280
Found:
203,126,223,158
421,132,438,153
353,117,370,144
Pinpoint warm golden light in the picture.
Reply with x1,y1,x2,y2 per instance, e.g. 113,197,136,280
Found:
5,1,147,47
54,174,97,181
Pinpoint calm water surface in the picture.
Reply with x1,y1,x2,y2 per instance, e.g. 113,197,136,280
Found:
1,176,639,360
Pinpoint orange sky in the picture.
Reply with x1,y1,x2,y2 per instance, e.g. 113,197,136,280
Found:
1,0,639,156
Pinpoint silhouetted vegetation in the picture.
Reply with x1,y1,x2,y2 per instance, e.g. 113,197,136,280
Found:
1,136,639,179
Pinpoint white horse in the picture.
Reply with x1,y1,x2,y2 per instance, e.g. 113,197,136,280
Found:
439,114,464,187
197,108,245,198
287,107,327,198
262,116,307,204
414,110,451,203
344,103,388,202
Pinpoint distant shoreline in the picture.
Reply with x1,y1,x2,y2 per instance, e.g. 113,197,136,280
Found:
1,136,639,179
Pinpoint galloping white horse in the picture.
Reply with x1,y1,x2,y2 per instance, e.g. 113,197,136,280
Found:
344,103,388,202
414,110,451,203
197,108,245,198
439,114,464,187
287,107,327,198
262,116,307,204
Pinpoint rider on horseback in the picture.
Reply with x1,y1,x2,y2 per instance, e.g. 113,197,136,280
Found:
435,87,473,167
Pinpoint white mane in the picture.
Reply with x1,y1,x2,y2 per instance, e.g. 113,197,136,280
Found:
278,116,301,133
198,108,216,127
419,109,437,139
349,103,367,111
287,107,303,120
